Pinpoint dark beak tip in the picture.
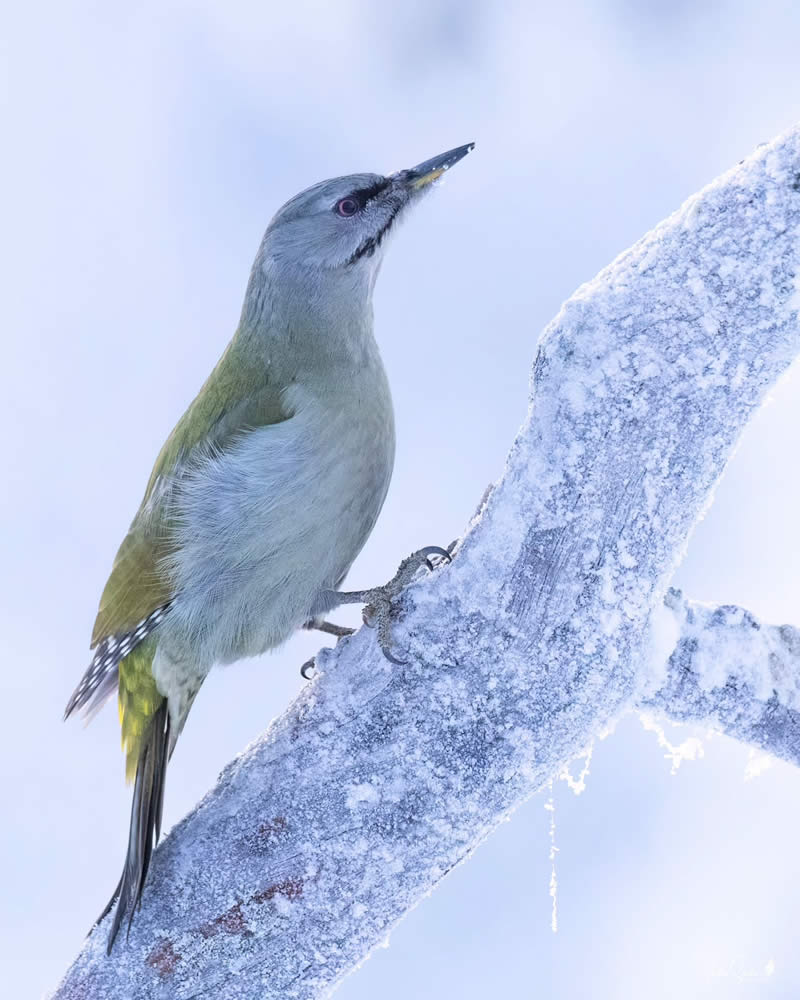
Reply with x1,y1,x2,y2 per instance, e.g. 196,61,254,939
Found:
402,142,476,186
439,141,476,169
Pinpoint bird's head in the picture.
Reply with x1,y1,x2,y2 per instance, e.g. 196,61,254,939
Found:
260,144,474,283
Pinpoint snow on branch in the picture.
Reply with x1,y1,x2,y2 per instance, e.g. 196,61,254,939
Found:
641,588,800,767
54,127,800,999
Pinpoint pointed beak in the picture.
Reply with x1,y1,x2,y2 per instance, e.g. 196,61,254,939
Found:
394,142,475,192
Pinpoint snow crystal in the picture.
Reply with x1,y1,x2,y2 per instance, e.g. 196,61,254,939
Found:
638,713,705,774
558,744,594,795
743,748,776,781
638,591,682,699
346,782,380,809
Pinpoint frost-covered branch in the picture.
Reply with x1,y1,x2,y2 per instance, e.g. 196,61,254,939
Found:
641,589,800,766
54,127,800,1000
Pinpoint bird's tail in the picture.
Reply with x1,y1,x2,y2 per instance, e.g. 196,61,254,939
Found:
101,697,171,953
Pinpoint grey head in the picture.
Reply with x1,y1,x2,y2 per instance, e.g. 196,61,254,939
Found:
260,143,475,282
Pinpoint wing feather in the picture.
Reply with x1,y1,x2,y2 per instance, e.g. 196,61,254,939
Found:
90,329,290,647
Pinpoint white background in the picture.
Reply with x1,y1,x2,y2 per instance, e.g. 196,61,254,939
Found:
2,2,800,997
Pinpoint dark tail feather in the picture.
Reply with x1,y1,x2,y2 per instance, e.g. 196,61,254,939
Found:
104,700,171,953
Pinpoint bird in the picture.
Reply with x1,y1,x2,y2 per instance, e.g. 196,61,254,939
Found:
64,142,474,952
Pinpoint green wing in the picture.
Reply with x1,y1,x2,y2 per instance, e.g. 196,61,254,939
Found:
91,330,290,646
72,328,289,780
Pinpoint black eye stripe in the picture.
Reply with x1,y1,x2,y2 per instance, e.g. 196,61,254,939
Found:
351,178,391,206
344,203,401,266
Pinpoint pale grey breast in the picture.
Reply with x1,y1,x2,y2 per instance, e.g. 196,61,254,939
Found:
161,355,395,668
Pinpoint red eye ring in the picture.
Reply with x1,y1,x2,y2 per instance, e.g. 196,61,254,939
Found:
336,197,360,217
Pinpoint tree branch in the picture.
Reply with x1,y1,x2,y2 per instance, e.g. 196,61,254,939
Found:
641,588,800,766
53,126,800,999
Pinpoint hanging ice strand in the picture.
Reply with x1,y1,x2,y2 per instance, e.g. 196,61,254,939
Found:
544,781,558,933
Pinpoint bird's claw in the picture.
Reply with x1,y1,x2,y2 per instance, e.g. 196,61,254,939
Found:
299,620,356,680
362,544,453,664
418,545,453,572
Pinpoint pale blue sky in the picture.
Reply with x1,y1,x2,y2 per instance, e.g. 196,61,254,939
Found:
3,2,800,997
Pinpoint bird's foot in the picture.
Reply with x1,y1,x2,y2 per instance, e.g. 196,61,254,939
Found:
300,545,453,676
339,545,453,665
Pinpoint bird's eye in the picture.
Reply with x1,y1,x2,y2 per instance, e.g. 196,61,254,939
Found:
335,196,360,217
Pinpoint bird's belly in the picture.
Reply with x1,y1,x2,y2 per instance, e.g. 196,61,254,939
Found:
162,390,395,667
